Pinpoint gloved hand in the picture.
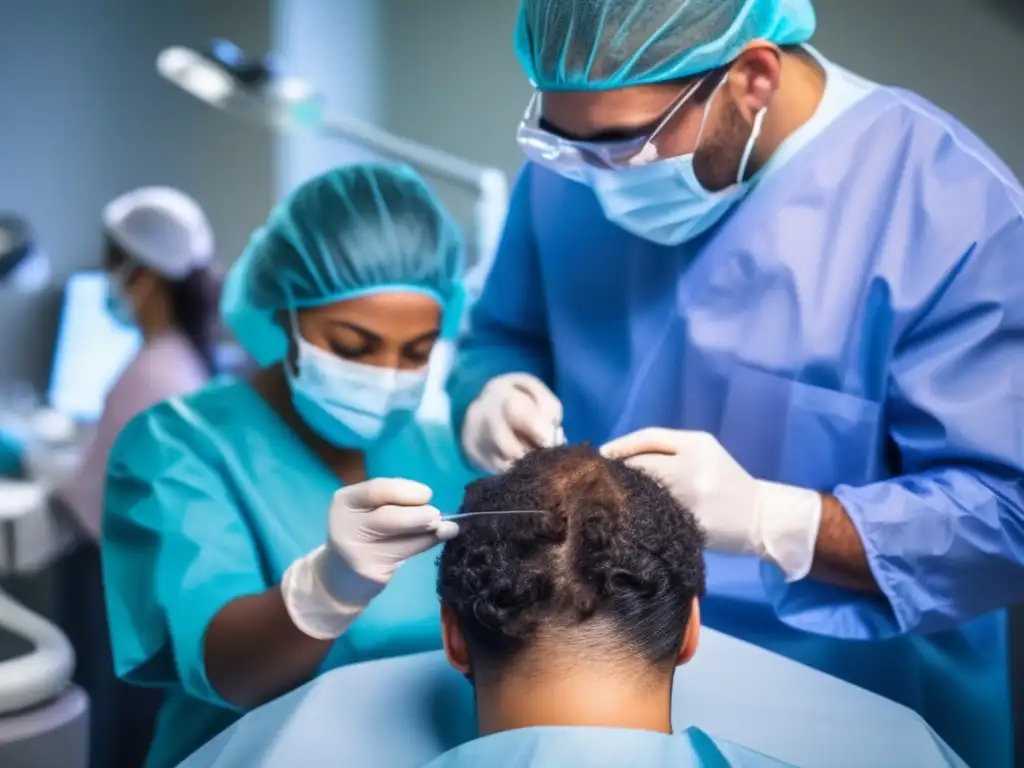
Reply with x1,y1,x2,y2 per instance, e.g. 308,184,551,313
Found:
600,428,822,582
462,373,565,474
281,478,459,640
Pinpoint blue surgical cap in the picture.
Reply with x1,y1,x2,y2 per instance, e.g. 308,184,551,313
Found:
222,162,465,365
515,0,817,91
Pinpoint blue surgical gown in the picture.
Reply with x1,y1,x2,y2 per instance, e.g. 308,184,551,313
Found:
449,87,1024,768
101,379,478,768
424,727,794,768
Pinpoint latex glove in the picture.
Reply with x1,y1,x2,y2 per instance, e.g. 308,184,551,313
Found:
600,428,822,582
462,373,564,474
281,478,459,640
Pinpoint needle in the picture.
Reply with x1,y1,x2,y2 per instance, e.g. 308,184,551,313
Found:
552,423,567,447
439,510,547,521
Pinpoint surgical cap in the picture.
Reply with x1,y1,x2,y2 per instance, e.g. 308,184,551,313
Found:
103,187,214,279
222,162,465,365
515,0,817,91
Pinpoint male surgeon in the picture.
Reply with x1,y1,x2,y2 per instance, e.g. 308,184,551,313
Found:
447,2,1024,766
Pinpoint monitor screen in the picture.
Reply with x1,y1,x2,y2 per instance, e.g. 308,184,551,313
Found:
48,271,141,422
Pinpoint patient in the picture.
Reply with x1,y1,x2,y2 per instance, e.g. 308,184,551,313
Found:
437,443,705,737
427,445,799,765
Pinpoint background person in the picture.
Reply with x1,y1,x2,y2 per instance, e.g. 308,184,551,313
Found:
57,186,220,768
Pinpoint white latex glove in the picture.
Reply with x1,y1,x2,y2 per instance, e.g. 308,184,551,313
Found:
281,478,459,640
600,428,822,582
461,373,565,474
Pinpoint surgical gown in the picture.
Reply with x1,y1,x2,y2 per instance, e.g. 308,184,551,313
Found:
424,727,793,768
102,379,477,768
449,84,1024,767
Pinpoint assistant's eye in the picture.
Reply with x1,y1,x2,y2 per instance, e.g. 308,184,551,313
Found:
403,350,432,367
402,338,437,367
329,343,374,360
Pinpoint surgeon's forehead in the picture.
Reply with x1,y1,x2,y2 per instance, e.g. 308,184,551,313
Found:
540,83,682,142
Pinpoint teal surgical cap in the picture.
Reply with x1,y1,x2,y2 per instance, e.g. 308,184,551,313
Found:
222,162,465,365
515,0,817,91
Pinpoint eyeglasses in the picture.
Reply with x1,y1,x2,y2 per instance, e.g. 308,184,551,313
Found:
515,76,707,178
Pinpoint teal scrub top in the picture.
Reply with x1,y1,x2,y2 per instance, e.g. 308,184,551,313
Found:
101,378,478,768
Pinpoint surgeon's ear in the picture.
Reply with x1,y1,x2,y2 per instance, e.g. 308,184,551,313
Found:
676,598,701,667
728,43,782,121
441,602,472,676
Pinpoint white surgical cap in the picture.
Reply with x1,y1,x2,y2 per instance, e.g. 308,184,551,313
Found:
103,186,214,279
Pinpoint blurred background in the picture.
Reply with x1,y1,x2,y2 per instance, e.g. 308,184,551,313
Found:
3,0,1024,384
0,0,1021,765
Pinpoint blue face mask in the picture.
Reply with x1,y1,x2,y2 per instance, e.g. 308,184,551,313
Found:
588,77,767,246
105,273,136,327
286,334,428,450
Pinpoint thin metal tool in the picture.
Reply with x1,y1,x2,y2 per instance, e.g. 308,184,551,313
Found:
439,510,547,521
552,423,567,447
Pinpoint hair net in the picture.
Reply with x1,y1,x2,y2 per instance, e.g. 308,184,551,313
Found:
222,162,465,365
515,0,817,91
103,187,214,279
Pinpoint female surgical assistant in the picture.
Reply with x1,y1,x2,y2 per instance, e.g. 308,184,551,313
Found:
57,186,220,768
448,2,1024,767
102,163,476,768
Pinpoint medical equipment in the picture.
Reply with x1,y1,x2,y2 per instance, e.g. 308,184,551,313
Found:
48,271,141,423
0,222,87,767
553,424,566,447
154,40,509,420
177,628,967,767
448,55,1021,766
0,483,88,768
438,510,545,521
0,214,50,294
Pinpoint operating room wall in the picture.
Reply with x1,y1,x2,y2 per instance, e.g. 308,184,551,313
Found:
0,0,275,391
274,0,385,197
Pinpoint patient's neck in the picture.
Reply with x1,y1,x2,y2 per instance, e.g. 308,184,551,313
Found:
475,662,672,737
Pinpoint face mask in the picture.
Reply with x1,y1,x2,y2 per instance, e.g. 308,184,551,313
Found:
588,76,767,246
286,334,428,450
105,273,135,327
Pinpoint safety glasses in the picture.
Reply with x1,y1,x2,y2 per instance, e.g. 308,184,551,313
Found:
515,76,706,177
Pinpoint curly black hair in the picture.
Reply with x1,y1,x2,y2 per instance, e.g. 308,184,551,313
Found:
437,444,706,678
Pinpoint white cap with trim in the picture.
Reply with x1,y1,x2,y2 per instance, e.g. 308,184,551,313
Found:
103,186,214,279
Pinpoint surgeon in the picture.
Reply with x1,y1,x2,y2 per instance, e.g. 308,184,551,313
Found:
448,2,1024,767
102,163,477,768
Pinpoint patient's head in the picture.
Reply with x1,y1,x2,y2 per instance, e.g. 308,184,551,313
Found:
437,444,706,734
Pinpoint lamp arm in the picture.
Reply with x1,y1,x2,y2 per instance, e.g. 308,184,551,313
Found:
320,113,490,191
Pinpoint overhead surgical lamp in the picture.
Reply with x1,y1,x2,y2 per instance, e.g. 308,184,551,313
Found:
156,40,509,295
0,214,51,293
